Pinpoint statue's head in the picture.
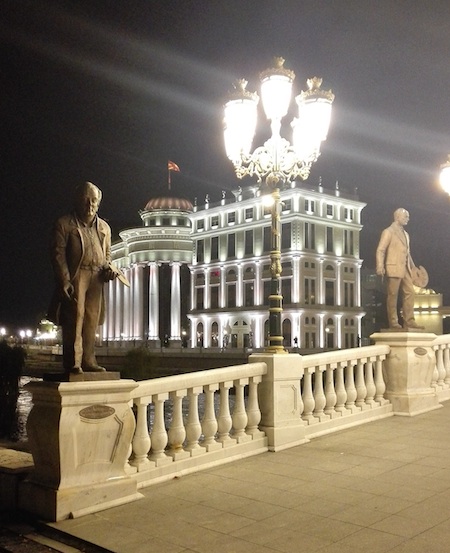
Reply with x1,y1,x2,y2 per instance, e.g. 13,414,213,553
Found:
394,208,409,226
74,181,102,223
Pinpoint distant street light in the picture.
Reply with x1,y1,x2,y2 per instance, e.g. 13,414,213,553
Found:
223,57,335,353
439,155,450,195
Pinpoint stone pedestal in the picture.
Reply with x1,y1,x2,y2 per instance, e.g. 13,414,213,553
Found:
19,379,142,521
371,332,441,416
250,353,307,451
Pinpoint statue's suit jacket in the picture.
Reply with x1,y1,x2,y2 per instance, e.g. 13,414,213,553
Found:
376,222,413,278
48,213,111,325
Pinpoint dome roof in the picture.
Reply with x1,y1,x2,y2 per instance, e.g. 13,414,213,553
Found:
144,196,193,212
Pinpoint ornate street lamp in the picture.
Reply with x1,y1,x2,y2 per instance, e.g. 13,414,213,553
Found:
223,57,335,353
439,155,450,195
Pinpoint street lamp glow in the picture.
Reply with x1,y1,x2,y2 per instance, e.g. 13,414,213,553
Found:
223,57,334,353
440,155,450,195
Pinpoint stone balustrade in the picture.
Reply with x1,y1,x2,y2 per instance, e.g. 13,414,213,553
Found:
19,332,450,520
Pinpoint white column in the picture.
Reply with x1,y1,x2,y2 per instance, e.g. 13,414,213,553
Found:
336,260,342,306
318,259,324,304
292,255,300,303
255,262,261,305
123,268,131,340
237,264,243,307
148,262,159,340
114,277,121,341
133,265,144,340
170,262,181,340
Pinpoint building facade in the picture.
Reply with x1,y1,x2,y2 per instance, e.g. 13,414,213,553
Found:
103,181,366,351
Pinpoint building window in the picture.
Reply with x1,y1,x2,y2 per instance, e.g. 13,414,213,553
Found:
211,215,219,228
304,278,316,305
263,280,271,307
245,207,253,220
197,240,204,263
344,230,354,255
263,226,271,253
227,283,236,308
211,236,219,261
325,281,335,306
305,199,315,213
245,230,253,255
344,282,355,307
227,211,236,224
196,287,203,310
282,199,292,212
282,278,291,304
344,208,354,221
227,234,235,258
210,286,219,309
326,204,333,217
304,222,315,250
281,222,292,250
244,282,254,306
162,217,171,226
326,226,333,253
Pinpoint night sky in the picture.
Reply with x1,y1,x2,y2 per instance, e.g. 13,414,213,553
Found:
2,0,450,331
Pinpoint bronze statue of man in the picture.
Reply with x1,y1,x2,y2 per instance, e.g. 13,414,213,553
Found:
376,208,423,330
49,182,116,374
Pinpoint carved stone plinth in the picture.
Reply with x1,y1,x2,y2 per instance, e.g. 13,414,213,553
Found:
19,379,142,521
370,332,441,416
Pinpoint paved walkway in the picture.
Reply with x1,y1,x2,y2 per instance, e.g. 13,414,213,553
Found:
47,401,450,553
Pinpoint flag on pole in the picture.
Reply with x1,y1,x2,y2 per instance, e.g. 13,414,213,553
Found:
167,160,180,190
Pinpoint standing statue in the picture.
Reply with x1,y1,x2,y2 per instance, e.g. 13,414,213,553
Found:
376,208,423,330
48,182,116,375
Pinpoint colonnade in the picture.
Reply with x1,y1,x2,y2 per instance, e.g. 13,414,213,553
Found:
102,261,184,345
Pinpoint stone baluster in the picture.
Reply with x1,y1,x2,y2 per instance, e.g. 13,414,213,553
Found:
355,359,368,410
313,366,330,422
364,358,376,407
185,386,203,455
232,379,251,443
374,356,388,405
436,346,446,389
201,384,221,451
246,376,265,437
444,345,450,386
167,390,189,460
431,346,440,390
130,399,153,471
344,361,359,413
334,361,349,415
324,364,338,418
217,381,236,445
301,367,316,424
149,393,171,466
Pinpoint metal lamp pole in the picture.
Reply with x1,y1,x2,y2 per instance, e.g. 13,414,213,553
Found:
223,57,334,352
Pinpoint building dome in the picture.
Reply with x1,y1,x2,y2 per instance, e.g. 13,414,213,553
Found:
144,196,193,211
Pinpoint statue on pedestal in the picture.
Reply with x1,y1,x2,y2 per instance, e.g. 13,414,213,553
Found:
376,208,426,330
48,182,116,375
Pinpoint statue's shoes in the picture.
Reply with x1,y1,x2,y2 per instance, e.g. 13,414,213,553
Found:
404,322,424,330
390,323,402,329
71,366,83,374
83,365,106,372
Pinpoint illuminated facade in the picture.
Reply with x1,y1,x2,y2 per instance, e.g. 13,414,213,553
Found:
103,182,366,350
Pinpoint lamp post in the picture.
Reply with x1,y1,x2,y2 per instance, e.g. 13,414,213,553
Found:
440,155,450,195
223,57,335,353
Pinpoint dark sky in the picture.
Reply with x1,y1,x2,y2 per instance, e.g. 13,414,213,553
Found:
2,0,450,331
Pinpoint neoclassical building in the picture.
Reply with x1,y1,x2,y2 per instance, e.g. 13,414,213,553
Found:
103,181,366,351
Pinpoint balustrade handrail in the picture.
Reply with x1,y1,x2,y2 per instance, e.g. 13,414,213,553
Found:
130,362,267,399
432,334,450,346
301,344,391,368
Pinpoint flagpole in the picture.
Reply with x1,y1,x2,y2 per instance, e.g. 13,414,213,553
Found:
168,167,171,191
